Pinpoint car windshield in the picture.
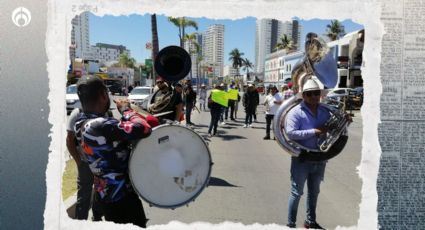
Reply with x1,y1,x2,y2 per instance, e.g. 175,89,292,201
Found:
66,85,77,94
131,88,151,95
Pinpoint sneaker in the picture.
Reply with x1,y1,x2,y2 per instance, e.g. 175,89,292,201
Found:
286,223,296,228
248,124,253,128
304,220,325,229
263,136,270,140
208,133,213,137
221,122,226,125
243,124,248,128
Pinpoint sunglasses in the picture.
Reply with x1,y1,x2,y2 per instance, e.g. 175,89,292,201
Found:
304,90,321,97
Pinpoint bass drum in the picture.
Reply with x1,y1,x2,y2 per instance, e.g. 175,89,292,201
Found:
129,124,212,209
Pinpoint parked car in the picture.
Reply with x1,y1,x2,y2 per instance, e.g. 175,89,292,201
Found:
324,87,363,110
66,84,81,115
128,86,153,106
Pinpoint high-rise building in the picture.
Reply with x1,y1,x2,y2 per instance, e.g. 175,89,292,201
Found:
255,19,302,75
201,24,224,78
70,12,92,60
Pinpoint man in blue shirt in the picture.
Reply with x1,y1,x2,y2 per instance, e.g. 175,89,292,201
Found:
284,79,330,229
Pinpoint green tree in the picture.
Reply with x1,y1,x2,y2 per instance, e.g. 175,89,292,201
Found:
168,17,198,47
228,48,244,78
242,58,253,80
325,20,346,41
117,53,136,68
184,32,200,81
275,34,294,52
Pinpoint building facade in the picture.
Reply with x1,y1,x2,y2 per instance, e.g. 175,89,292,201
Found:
264,50,304,88
255,19,302,76
202,24,225,78
70,12,92,61
91,43,131,65
327,29,364,88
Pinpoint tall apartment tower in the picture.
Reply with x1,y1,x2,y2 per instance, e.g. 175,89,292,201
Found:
255,19,302,74
70,12,92,60
201,24,224,78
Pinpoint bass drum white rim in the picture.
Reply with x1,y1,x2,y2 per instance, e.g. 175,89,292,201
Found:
129,124,212,209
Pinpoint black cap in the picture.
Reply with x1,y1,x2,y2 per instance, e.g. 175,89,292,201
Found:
76,75,107,103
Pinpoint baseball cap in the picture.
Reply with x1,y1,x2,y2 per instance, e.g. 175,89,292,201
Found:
77,75,107,102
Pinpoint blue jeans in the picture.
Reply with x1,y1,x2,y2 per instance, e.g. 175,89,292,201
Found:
287,157,326,225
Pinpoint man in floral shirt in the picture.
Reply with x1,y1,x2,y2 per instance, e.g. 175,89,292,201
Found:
74,75,159,228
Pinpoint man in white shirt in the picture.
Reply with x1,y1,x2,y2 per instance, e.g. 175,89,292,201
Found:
263,85,283,139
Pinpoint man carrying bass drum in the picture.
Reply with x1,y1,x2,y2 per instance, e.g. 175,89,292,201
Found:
74,75,159,228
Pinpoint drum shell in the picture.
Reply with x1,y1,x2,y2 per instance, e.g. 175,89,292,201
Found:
129,124,212,209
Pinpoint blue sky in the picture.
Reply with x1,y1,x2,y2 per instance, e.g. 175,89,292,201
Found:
89,13,363,66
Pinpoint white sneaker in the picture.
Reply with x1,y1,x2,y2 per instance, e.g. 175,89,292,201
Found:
221,122,226,125
243,124,248,128
249,124,253,128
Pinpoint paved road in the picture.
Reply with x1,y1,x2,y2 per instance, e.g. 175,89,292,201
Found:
138,97,363,229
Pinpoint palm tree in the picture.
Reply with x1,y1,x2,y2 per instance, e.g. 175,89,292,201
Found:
151,14,159,82
325,20,346,41
275,34,294,52
118,53,136,68
242,58,253,81
168,17,198,47
228,48,244,78
183,32,199,80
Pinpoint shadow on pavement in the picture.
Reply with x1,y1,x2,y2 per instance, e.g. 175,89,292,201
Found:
208,177,239,187
217,134,247,141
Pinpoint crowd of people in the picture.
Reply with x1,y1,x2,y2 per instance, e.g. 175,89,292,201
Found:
66,75,338,229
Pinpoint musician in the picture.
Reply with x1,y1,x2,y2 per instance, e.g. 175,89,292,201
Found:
149,77,183,122
284,79,329,229
74,75,159,228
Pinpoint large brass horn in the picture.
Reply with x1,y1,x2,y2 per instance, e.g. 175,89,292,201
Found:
273,33,349,161
154,46,192,83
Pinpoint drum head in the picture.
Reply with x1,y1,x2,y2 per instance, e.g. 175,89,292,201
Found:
129,124,212,208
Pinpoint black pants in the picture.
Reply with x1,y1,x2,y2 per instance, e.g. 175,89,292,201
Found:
229,101,235,119
265,114,274,137
245,108,255,125
76,161,102,220
99,192,147,228
208,108,221,134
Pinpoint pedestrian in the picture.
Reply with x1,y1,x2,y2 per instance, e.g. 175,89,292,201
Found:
242,84,257,128
207,85,225,137
263,85,282,139
184,84,197,126
66,108,103,221
219,83,227,125
281,82,294,100
199,84,207,111
228,81,237,121
128,85,134,94
284,79,329,229
234,86,241,119
74,75,160,228
252,84,260,122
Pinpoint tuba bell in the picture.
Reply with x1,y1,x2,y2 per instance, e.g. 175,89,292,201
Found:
273,33,350,161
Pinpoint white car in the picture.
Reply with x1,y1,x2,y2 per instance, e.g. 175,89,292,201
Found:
128,86,153,106
66,84,81,115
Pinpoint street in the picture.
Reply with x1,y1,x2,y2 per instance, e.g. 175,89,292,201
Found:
131,95,363,229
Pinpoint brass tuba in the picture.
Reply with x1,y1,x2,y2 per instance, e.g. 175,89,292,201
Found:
147,46,192,117
273,33,350,161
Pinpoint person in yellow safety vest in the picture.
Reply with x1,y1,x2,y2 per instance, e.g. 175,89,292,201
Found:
207,85,226,137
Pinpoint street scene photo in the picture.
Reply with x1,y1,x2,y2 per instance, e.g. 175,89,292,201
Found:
63,12,365,229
